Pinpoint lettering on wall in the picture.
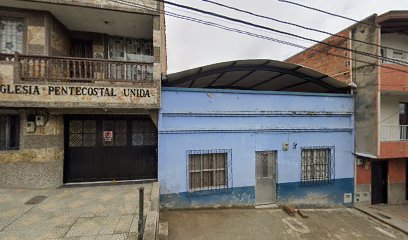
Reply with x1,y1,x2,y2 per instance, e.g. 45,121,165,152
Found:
0,84,152,98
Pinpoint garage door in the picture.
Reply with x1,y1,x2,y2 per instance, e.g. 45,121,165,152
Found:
64,115,157,183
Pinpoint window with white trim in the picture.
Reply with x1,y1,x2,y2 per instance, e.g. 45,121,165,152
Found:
0,115,20,151
301,147,334,185
187,149,232,192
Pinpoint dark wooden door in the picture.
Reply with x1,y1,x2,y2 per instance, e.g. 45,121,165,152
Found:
371,161,388,204
64,115,157,183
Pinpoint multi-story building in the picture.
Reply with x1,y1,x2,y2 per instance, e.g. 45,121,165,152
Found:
0,0,166,188
287,11,408,205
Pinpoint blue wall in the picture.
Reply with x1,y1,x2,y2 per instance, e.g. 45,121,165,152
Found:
159,88,354,209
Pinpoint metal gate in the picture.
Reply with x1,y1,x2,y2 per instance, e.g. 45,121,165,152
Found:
64,115,157,183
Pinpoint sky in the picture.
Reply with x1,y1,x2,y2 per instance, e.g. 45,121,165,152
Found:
164,0,408,73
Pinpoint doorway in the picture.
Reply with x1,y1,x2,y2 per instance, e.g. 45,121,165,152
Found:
371,161,388,204
255,151,277,205
64,115,158,183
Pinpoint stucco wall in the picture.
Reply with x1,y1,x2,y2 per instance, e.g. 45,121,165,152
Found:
351,16,379,157
382,33,408,62
159,88,355,208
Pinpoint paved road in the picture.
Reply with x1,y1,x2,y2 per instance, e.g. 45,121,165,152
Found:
160,208,408,240
0,184,152,240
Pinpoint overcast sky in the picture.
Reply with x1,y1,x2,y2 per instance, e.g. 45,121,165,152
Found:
165,0,408,73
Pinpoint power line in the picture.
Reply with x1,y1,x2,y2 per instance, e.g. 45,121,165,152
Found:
199,0,408,56
164,3,315,45
110,0,408,76
154,0,408,66
278,0,380,29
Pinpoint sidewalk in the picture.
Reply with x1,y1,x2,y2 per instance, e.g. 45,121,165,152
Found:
356,204,408,234
0,182,159,240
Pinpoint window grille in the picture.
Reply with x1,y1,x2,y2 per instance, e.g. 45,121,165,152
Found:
0,115,20,151
69,120,96,147
187,149,232,194
0,17,24,54
132,120,157,146
301,146,335,185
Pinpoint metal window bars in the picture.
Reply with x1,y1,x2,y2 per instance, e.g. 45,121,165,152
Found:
301,146,335,186
186,149,233,194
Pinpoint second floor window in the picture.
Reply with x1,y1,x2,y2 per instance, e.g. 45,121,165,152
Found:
0,17,24,54
108,36,153,62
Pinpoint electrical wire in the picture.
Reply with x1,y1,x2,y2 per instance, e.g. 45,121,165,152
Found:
277,0,380,29
111,0,407,130
110,0,408,76
154,0,408,66
199,0,408,56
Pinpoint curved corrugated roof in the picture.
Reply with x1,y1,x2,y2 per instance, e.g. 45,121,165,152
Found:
164,59,350,93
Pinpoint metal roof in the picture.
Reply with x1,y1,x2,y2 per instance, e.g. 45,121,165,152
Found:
164,59,350,94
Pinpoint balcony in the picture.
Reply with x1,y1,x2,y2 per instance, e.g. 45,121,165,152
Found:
380,124,408,158
380,124,408,141
1,53,153,83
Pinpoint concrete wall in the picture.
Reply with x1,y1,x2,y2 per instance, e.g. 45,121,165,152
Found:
382,33,408,62
351,15,380,158
388,158,406,204
0,111,64,188
159,88,355,208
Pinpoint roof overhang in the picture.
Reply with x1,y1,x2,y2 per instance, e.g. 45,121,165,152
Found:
377,11,408,34
164,59,350,94
0,0,153,38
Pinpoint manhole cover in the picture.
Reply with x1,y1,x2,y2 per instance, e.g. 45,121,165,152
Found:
376,212,392,219
25,195,47,205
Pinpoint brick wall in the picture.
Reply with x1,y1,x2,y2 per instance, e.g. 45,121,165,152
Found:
286,30,352,83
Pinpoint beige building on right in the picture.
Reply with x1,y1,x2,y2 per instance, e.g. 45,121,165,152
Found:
287,11,408,205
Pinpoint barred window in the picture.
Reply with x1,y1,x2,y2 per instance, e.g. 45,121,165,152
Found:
0,17,24,54
0,115,20,151
301,147,334,185
187,149,232,193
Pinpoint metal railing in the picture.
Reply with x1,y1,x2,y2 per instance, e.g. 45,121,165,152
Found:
380,124,408,141
0,53,154,82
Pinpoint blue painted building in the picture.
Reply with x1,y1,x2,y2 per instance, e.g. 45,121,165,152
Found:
159,60,354,209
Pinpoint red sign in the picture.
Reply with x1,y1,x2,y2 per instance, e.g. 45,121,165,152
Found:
103,131,113,142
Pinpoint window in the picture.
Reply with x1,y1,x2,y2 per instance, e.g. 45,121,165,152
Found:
187,149,232,193
301,147,334,185
0,17,24,54
0,115,20,150
69,120,96,147
132,120,157,146
108,36,153,62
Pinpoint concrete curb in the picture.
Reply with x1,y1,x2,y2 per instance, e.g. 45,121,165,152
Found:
143,182,160,240
355,207,408,235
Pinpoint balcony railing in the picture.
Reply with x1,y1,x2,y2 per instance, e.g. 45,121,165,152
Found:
0,53,153,82
380,124,408,141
